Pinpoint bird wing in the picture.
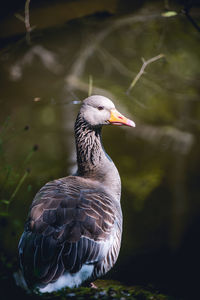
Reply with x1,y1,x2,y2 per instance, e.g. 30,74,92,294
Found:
19,176,122,288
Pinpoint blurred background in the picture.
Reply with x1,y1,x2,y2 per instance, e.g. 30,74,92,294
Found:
0,1,200,299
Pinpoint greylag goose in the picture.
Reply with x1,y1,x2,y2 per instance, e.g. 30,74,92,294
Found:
18,95,135,292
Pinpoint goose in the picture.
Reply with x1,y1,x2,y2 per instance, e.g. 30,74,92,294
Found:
18,95,135,292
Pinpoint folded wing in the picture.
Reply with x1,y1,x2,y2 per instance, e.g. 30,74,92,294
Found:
19,176,122,288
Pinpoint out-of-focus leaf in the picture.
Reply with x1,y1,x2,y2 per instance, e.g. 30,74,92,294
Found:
161,11,177,17
0,211,9,216
1,200,10,205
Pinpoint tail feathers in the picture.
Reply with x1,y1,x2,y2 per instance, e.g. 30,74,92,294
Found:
13,269,29,292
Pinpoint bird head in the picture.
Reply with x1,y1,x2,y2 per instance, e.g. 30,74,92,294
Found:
80,95,136,128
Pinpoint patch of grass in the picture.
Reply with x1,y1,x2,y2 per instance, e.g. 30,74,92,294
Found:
2,278,178,300
0,118,38,217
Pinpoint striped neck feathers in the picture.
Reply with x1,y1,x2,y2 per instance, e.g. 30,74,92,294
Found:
74,113,121,200
75,113,106,176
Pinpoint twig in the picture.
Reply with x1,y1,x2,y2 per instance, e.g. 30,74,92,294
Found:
8,170,29,204
97,47,163,93
15,0,33,44
126,54,165,94
15,13,25,23
25,0,31,32
25,0,31,44
88,75,93,96
6,169,30,213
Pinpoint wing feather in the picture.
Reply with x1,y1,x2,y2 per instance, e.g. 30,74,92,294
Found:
19,176,122,288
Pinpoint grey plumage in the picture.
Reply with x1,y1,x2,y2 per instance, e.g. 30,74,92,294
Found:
18,95,135,292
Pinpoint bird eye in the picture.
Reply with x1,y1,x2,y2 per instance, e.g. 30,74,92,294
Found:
97,106,104,111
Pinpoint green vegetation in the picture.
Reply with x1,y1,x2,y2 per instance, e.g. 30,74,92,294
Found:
0,118,38,217
35,282,175,300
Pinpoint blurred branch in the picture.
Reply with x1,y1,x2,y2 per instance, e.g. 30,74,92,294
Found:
164,0,169,10
182,7,200,33
126,54,165,94
131,124,195,155
66,75,116,100
64,12,161,93
9,45,62,81
97,47,135,78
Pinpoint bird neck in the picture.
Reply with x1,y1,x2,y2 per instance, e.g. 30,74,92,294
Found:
74,113,121,200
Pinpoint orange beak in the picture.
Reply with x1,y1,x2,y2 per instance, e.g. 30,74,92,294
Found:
109,109,136,127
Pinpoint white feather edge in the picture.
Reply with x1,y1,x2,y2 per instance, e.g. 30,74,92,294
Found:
38,235,115,293
17,230,116,293
38,264,94,293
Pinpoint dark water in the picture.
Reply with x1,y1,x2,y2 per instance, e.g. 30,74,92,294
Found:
0,2,200,299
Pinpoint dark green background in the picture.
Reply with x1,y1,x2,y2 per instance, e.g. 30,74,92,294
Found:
0,1,200,299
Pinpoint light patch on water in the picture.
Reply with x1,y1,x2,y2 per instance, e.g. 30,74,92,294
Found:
41,106,56,126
